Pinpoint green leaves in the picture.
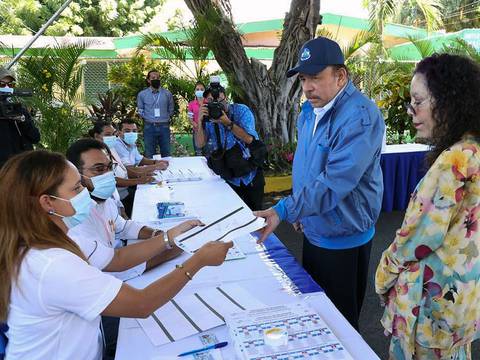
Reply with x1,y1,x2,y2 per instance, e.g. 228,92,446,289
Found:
0,0,166,36
13,41,91,152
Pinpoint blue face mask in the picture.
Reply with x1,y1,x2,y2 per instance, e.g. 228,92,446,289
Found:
50,188,94,229
88,171,116,200
195,90,204,99
124,132,138,145
103,136,117,148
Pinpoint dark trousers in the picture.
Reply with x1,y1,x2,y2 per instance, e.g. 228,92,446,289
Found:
302,236,372,330
101,316,119,360
120,186,136,218
229,169,265,211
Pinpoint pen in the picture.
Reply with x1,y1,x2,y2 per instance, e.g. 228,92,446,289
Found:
177,341,228,357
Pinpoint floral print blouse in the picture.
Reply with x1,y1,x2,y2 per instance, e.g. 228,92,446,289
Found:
376,136,480,355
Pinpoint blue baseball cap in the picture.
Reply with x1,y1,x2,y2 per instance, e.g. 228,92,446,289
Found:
287,37,345,78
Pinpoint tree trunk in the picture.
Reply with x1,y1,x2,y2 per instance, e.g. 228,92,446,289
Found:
184,0,320,144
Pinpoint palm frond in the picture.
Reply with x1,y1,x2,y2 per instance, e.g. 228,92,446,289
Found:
444,38,480,63
415,0,443,31
136,33,186,61
368,0,396,33
343,30,378,60
407,35,435,58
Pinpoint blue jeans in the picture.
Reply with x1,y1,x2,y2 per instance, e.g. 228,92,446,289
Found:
143,122,171,158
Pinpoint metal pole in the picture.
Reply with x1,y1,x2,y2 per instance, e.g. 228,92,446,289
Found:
6,0,75,69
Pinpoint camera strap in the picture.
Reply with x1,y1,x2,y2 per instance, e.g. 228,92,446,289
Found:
211,123,227,160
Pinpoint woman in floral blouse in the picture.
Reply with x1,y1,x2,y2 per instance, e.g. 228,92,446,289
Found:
376,53,480,359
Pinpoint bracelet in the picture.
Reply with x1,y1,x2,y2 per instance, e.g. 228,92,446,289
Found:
175,264,193,280
226,121,234,131
164,231,173,250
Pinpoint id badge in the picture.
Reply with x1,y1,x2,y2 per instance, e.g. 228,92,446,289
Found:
154,108,160,117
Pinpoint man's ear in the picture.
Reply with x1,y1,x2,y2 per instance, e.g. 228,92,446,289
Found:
336,67,348,87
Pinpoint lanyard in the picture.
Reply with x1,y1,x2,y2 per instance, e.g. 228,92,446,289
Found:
152,91,161,107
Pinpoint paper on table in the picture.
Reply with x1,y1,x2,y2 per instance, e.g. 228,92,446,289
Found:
226,302,354,360
174,207,265,253
137,284,264,347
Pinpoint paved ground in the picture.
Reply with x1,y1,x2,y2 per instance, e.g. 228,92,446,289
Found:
271,208,480,359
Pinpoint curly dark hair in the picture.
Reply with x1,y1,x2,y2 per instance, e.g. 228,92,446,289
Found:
414,53,480,166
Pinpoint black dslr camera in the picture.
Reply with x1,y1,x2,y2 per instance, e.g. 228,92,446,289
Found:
206,76,225,120
0,88,33,121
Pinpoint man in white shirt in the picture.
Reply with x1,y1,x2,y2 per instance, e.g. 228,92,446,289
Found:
114,119,169,171
65,138,181,278
90,120,156,217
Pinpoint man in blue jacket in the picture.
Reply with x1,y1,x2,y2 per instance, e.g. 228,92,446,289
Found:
255,37,384,330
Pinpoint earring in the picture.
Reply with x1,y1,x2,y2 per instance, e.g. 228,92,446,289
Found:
48,209,55,215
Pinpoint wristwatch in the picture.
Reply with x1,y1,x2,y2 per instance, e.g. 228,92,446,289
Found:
226,121,234,131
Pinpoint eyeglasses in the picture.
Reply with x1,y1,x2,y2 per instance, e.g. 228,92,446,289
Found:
405,99,429,116
0,81,15,88
83,162,118,174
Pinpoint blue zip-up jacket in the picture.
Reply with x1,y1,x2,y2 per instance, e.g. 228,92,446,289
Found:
273,81,385,249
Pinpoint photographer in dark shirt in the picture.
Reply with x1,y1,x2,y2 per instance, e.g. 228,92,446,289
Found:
195,79,265,210
0,68,40,168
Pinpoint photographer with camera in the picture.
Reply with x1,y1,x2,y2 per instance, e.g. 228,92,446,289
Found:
0,67,40,168
195,78,265,210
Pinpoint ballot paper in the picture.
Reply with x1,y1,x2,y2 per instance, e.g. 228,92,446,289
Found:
154,156,217,183
137,284,264,347
226,302,354,360
174,207,265,253
155,168,203,183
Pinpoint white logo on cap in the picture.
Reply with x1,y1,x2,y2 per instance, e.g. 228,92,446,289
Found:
301,48,311,61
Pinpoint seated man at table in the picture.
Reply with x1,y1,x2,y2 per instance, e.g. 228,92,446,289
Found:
114,119,169,174
66,138,183,278
90,120,155,217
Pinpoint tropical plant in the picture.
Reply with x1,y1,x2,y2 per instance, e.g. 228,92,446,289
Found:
0,0,166,36
264,140,296,176
364,0,443,34
375,63,416,144
88,90,136,125
108,54,170,109
17,41,88,106
33,102,90,153
11,41,91,152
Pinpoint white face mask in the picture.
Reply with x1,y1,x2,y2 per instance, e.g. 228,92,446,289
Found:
103,136,117,148
123,132,138,145
49,188,94,228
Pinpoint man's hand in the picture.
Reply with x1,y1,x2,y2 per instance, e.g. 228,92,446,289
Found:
199,104,209,120
253,208,281,244
138,175,155,184
154,160,169,171
168,219,204,240
212,111,230,127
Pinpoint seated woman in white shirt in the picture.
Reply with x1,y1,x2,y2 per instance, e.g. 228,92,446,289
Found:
0,150,232,360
